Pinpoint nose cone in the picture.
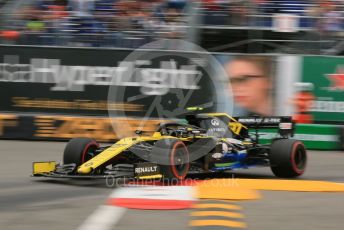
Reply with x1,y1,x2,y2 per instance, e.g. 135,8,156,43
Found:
77,165,93,174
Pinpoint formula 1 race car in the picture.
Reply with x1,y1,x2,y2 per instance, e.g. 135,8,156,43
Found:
32,112,307,180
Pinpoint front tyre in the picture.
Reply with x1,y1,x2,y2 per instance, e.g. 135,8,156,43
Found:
269,139,307,178
152,139,190,180
63,137,99,167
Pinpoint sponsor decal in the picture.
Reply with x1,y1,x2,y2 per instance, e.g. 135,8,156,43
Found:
238,117,281,125
211,152,223,159
210,119,220,126
279,123,292,130
134,163,160,177
135,166,159,174
207,127,226,133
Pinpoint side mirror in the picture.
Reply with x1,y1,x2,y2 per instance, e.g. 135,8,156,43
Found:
135,130,143,135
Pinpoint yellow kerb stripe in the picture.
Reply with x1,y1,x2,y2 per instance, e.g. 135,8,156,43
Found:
193,203,242,210
202,199,238,203
190,219,247,228
191,211,244,219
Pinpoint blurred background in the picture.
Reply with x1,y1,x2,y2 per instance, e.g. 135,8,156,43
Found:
1,2,344,230
1,0,344,53
0,0,343,149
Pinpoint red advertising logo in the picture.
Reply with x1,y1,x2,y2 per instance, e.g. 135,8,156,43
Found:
326,66,344,91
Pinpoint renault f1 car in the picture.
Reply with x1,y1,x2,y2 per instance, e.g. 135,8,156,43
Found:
32,113,307,180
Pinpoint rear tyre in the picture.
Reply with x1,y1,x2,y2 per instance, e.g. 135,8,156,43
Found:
152,139,190,181
63,138,99,167
269,139,307,178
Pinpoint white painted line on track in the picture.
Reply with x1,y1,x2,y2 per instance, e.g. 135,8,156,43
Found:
77,185,196,229
77,205,126,230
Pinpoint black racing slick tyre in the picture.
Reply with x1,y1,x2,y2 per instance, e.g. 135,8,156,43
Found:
63,138,99,166
152,139,190,180
269,139,307,178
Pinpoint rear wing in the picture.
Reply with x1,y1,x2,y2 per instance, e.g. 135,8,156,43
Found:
234,116,294,138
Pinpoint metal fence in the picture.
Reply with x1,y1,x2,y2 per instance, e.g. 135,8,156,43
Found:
1,0,344,54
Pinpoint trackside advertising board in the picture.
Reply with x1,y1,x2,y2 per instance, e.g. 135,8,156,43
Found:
0,45,219,118
0,113,167,142
302,56,344,123
0,113,342,150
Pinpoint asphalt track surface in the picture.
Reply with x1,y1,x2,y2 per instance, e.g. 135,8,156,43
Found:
0,140,344,230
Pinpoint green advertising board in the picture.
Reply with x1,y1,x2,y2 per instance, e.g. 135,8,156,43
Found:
302,56,344,123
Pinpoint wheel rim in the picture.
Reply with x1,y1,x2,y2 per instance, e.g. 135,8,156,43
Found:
174,149,186,171
170,142,189,179
291,143,307,174
294,147,306,170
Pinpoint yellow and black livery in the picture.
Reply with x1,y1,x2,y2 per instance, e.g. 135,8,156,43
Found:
32,112,306,180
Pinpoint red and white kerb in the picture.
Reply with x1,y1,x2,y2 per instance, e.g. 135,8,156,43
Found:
107,186,196,210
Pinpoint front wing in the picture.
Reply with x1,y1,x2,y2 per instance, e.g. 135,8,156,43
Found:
32,161,163,180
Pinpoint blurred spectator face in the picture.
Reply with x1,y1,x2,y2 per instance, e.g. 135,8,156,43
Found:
225,57,272,115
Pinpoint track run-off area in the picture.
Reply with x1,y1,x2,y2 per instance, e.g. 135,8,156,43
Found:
1,140,344,230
